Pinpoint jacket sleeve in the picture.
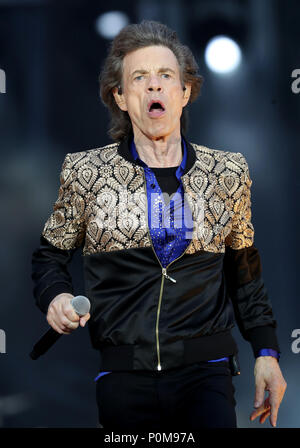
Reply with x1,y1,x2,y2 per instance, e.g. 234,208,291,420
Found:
223,153,280,357
41,153,86,250
31,153,85,314
31,235,77,314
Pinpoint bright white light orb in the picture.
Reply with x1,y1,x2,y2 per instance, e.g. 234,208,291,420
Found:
95,11,129,39
204,35,242,74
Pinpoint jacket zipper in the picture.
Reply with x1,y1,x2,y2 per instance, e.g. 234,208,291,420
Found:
141,169,194,371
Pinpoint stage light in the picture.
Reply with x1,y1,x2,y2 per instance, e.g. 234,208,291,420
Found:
95,11,129,39
204,35,242,74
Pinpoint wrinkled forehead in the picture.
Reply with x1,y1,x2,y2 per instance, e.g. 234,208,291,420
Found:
122,45,181,79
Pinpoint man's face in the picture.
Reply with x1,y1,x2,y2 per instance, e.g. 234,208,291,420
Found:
113,45,191,140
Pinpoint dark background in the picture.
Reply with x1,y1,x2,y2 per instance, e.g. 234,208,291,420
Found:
0,0,299,427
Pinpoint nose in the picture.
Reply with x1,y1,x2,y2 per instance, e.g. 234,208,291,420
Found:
147,75,162,92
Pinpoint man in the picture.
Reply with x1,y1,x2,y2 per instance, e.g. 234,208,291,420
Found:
31,20,286,429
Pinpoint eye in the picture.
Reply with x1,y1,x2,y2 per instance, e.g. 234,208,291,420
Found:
162,73,171,79
134,75,144,81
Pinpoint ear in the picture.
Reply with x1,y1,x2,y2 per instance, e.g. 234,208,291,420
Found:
112,86,128,112
182,83,192,107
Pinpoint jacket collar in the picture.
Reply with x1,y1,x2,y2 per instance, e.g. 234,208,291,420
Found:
116,131,196,176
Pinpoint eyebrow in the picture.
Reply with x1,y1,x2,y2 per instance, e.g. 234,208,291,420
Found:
130,67,176,78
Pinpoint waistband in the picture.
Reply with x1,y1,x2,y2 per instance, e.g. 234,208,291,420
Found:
97,330,238,371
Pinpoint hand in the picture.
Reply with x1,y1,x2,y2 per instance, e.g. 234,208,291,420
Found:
47,293,91,335
250,356,287,427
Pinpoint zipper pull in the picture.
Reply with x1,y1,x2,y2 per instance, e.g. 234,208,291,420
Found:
162,268,177,283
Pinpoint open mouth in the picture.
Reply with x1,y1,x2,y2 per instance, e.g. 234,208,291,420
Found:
147,100,166,117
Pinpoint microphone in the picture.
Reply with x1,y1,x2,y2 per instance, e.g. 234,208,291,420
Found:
30,295,91,360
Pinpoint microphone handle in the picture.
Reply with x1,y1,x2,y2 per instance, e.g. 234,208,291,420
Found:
29,327,62,360
30,295,90,360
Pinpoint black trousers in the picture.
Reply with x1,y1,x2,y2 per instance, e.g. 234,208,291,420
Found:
96,360,237,430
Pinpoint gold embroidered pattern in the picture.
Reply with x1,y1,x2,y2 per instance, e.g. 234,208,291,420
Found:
42,142,254,256
183,144,254,254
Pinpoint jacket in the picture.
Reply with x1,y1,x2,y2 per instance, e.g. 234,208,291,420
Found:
31,133,280,371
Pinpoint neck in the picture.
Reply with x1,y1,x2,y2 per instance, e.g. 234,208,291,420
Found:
132,128,182,168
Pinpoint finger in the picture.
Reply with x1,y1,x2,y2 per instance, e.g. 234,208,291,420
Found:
250,406,270,421
259,409,271,424
61,316,79,329
80,313,91,327
254,379,266,408
250,397,270,421
61,320,74,332
63,304,80,322
62,328,73,335
48,319,66,335
250,407,265,421
62,323,78,332
57,318,74,334
60,327,73,335
269,392,280,427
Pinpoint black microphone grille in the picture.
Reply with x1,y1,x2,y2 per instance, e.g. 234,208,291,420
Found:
71,295,91,316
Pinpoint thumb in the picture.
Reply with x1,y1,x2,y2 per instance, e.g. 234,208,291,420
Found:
80,313,91,327
254,379,266,408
